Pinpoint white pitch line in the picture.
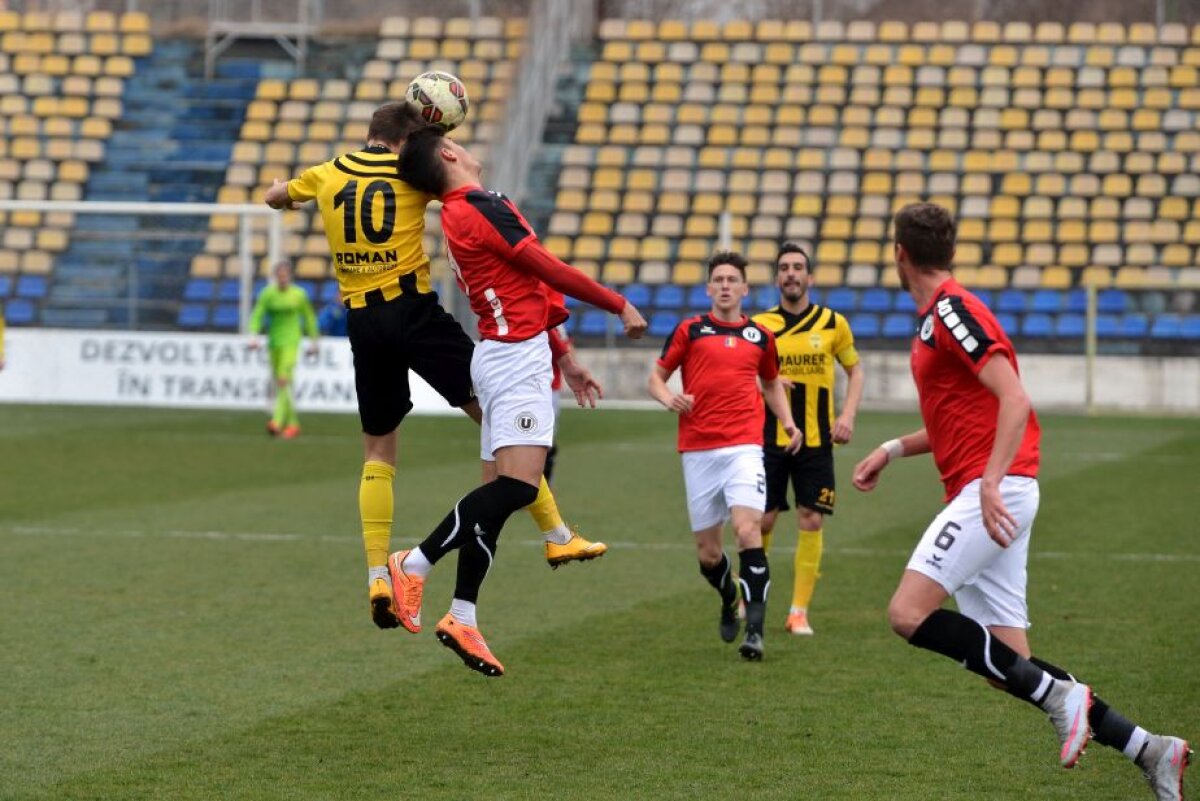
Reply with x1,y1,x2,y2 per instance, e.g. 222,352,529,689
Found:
3,525,1199,564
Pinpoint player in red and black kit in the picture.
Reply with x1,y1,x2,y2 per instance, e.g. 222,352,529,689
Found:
852,203,1190,799
649,251,802,660
388,126,646,676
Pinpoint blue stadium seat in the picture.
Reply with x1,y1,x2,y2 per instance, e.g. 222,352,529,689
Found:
578,309,608,337
1055,313,1085,338
177,303,208,328
972,289,994,308
1031,290,1063,314
212,304,240,329
883,313,916,339
754,285,777,310
850,313,880,338
1095,314,1121,338
649,311,681,338
653,285,685,309
997,289,1027,314
860,287,891,313
686,285,709,311
1066,289,1088,314
183,278,214,302
563,293,580,309
824,287,856,311
16,275,47,299
1120,314,1149,338
1150,314,1182,339
296,280,317,300
0,275,10,297
1021,313,1053,337
808,288,823,306
4,298,35,325
996,312,1019,335
1097,289,1128,315
894,292,916,313
320,281,341,304
1181,316,1200,340
217,279,239,302
622,283,652,308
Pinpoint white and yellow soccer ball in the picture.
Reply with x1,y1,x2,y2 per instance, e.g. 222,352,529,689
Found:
405,71,470,131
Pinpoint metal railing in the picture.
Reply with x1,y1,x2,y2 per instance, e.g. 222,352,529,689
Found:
0,199,284,333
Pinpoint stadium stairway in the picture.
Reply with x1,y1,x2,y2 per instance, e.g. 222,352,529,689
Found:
44,41,257,328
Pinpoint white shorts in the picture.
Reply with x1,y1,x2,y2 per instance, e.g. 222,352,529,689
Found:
906,476,1040,628
681,444,766,532
473,333,555,461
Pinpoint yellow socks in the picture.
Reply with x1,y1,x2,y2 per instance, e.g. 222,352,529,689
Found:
359,460,395,570
761,527,773,555
792,528,823,611
526,475,571,543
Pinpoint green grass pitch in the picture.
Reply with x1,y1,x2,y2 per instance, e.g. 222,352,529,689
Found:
0,404,1197,800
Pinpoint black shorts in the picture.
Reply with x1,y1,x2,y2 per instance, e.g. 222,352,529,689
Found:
346,288,475,436
764,446,836,516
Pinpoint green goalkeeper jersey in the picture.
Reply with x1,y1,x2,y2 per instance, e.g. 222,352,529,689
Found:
249,284,318,348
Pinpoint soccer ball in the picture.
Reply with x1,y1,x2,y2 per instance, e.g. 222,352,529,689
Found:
406,71,469,131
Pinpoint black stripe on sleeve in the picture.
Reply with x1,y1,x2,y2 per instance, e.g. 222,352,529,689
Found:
934,294,996,363
465,190,533,248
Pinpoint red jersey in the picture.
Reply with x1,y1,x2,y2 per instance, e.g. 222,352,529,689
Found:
657,313,779,453
910,277,1040,501
440,185,625,342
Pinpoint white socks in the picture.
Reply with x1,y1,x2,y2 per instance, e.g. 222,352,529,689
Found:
367,566,388,585
450,599,477,628
542,524,573,545
401,547,434,578
1125,727,1150,761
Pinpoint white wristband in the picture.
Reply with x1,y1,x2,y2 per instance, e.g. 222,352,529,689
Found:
881,439,904,463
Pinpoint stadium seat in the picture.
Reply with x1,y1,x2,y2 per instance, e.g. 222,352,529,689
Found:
4,298,35,325
1180,315,1200,340
622,283,652,309
212,304,240,329
217,279,240,302
578,309,609,337
996,312,1019,334
653,284,685,309
648,311,681,337
686,285,709,310
1150,314,1182,339
1055,313,1086,337
1097,289,1129,314
850,313,881,338
1021,313,1054,337
183,278,214,302
883,313,915,338
1120,314,1149,338
824,287,856,311
15,274,47,298
1030,289,1062,313
860,287,891,313
997,289,1028,313
177,304,208,328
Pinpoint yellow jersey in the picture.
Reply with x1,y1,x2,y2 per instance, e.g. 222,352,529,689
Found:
288,145,435,305
752,303,859,449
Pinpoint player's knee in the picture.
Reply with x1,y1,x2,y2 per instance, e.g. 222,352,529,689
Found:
887,598,926,641
695,542,723,569
733,520,761,548
798,508,823,531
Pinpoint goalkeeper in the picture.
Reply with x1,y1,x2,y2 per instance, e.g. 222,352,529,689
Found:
248,260,319,438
